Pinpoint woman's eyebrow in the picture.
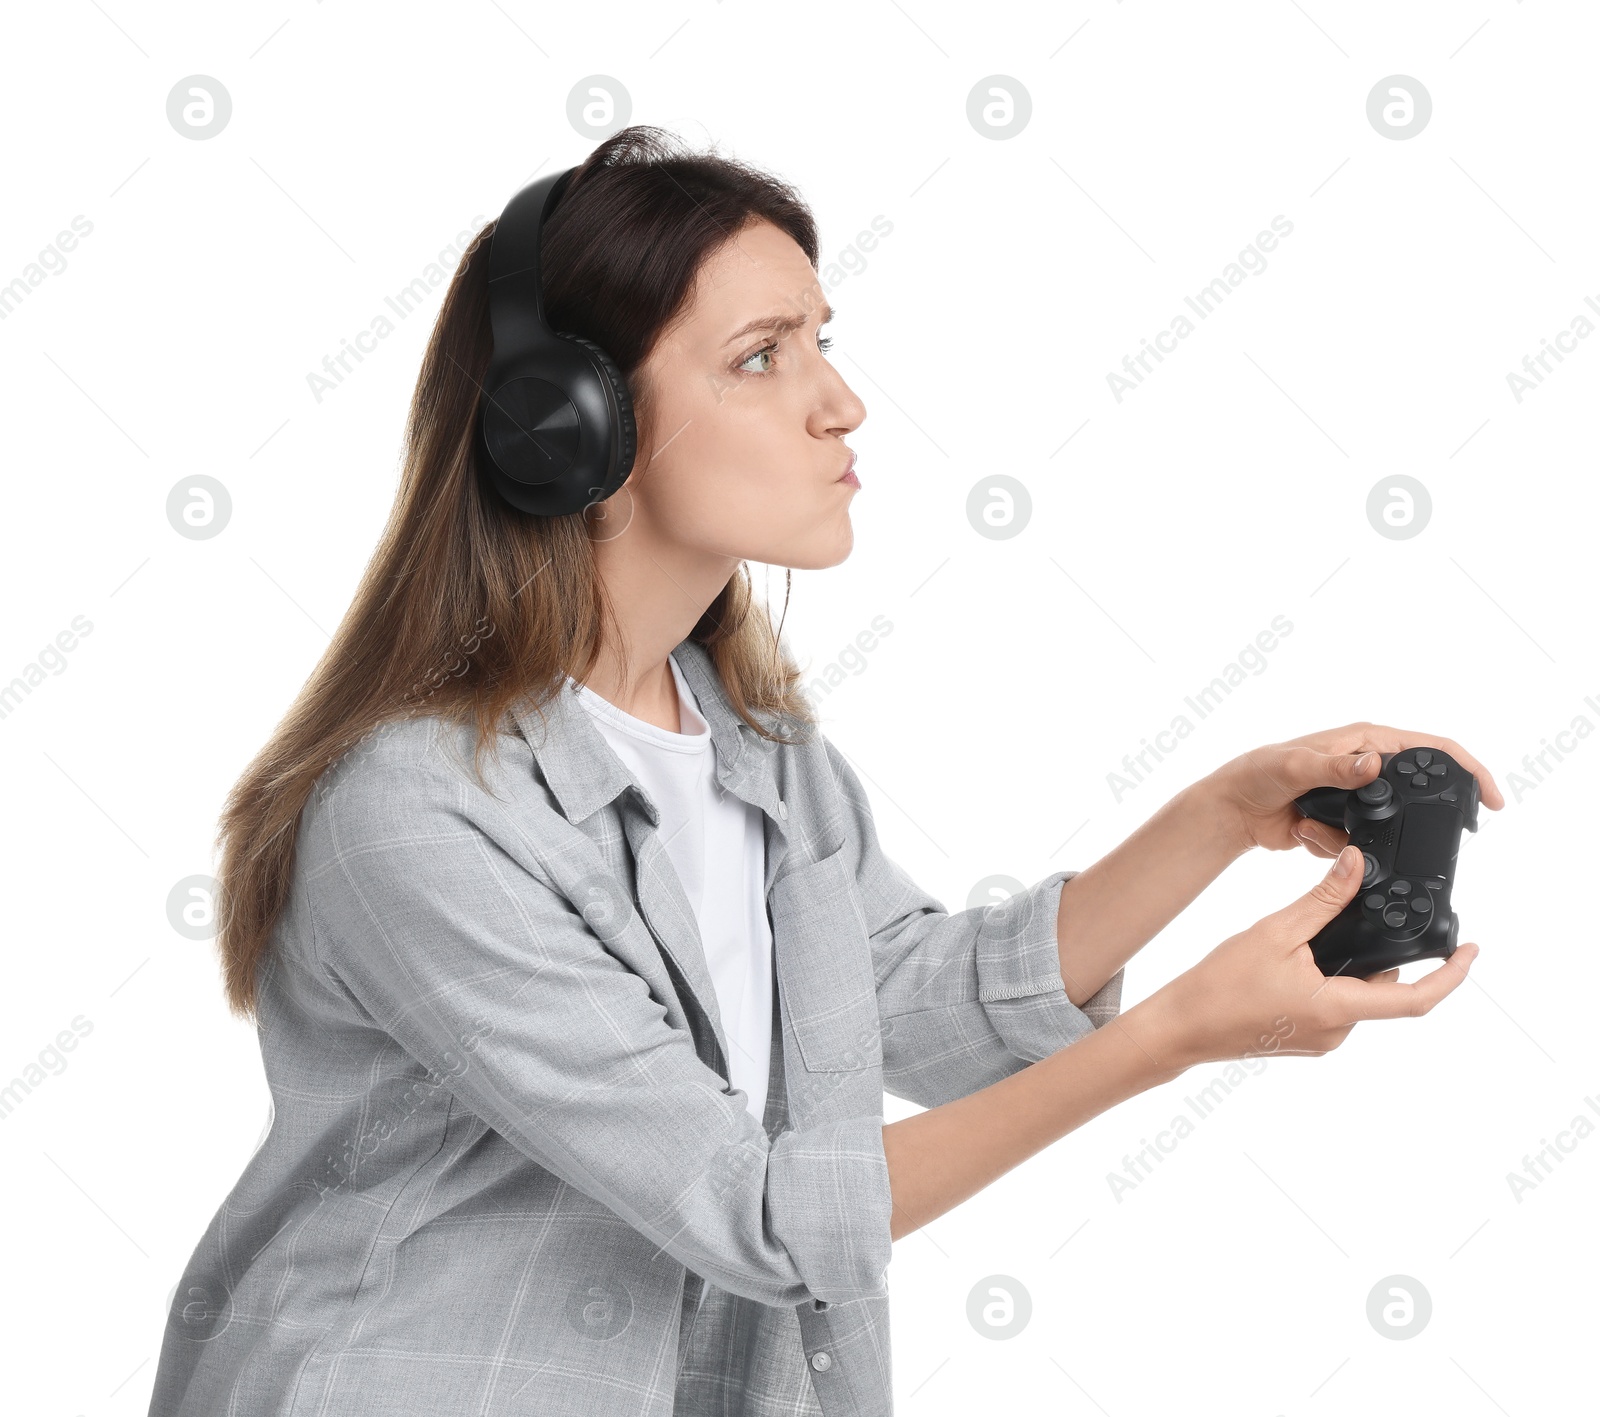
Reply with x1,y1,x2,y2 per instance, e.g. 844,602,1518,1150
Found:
720,303,835,347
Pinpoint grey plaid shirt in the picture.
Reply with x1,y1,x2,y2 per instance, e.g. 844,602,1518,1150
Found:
148,634,1123,1417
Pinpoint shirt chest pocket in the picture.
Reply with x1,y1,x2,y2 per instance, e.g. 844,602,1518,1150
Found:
768,848,883,1074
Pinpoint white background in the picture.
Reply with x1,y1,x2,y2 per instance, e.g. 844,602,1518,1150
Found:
2,1,1594,1413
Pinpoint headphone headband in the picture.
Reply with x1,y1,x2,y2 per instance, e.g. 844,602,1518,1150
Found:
485,168,571,337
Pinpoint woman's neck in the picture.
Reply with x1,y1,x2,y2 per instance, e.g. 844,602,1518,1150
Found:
577,654,682,733
581,507,737,731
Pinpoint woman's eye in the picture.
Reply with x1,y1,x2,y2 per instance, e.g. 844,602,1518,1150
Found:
738,342,778,375
736,332,835,375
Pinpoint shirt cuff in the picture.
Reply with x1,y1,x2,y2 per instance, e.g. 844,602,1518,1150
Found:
766,1113,893,1306
973,869,1125,1062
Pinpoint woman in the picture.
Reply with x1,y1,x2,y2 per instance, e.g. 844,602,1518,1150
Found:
149,125,1502,1416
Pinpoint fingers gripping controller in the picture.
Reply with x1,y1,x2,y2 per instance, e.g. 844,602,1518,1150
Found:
1293,748,1482,978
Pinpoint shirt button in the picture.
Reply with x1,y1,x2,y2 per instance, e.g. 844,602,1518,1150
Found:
811,1352,832,1372
777,800,788,819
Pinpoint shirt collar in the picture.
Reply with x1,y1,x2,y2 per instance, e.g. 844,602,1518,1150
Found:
508,634,785,829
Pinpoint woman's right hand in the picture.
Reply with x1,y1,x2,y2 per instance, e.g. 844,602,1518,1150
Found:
1142,844,1480,1073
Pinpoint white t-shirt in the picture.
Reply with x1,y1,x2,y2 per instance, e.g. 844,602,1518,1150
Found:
569,652,774,1130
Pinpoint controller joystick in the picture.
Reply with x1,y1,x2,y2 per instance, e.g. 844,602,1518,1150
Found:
1357,777,1392,805
1293,747,1481,978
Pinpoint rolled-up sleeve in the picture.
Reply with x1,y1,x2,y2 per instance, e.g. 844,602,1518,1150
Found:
820,737,1124,1110
974,866,1125,1054
302,751,891,1310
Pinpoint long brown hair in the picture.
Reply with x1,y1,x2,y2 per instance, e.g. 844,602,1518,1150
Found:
216,125,822,1019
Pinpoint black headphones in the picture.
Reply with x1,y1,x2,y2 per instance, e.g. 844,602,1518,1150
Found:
476,166,638,516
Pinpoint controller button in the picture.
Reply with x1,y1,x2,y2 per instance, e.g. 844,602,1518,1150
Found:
1441,789,1457,803
1364,893,1386,910
1413,749,1432,767
1388,880,1412,895
1361,852,1380,885
1357,779,1393,805
1428,763,1447,776
1396,760,1416,775
1383,904,1410,927
1411,895,1431,914
1412,773,1431,789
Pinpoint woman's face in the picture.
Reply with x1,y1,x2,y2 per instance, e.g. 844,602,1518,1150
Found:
604,219,866,571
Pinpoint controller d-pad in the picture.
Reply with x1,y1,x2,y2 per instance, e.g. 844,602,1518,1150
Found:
1382,904,1410,927
1397,760,1416,775
1412,773,1431,788
1413,750,1432,767
1428,763,1447,777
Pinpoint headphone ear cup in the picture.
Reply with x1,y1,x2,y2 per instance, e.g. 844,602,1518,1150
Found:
565,335,637,492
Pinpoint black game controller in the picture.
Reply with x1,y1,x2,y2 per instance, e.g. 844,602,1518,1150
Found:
1293,747,1481,978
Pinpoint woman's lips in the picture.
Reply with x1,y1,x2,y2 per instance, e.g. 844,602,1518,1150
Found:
839,452,860,488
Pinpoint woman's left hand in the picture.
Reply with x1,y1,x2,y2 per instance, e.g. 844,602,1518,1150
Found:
1205,721,1506,857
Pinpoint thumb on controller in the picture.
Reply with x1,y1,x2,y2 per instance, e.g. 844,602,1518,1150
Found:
1345,750,1379,777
